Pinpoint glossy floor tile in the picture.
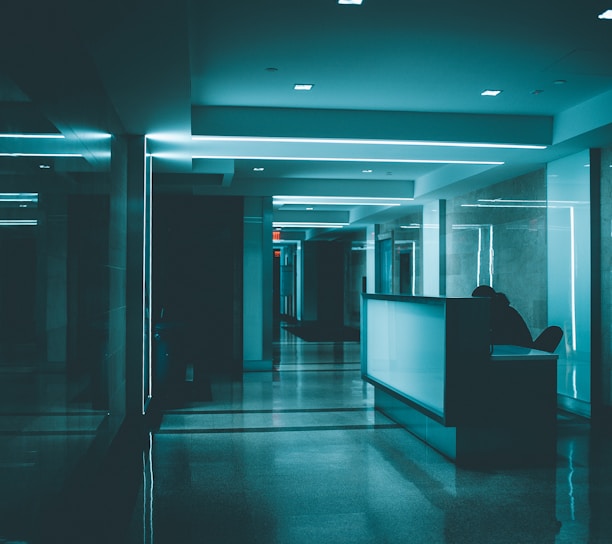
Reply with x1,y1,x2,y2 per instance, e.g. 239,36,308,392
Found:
2,327,612,543
119,329,612,544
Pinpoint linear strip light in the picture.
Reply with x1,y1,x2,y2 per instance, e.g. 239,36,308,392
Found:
192,154,503,165
274,196,413,206
273,222,349,228
0,153,83,158
0,193,38,202
462,203,546,208
0,219,38,226
0,133,64,139
192,135,546,150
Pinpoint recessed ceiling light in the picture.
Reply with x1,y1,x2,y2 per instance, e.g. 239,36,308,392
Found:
481,89,502,96
39,164,51,169
294,84,314,91
598,9,612,19
306,207,314,211
253,167,265,171
338,0,363,4
362,169,373,173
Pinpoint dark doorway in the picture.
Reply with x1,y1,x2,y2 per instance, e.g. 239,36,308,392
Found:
152,196,243,394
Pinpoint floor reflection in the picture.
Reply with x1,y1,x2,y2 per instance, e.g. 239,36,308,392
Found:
122,328,608,544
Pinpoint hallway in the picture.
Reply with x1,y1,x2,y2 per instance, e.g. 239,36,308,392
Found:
1,329,611,543
119,329,608,544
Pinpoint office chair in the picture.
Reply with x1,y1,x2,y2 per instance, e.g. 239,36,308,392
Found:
532,326,563,353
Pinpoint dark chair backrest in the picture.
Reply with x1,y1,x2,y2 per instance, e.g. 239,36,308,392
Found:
532,326,563,353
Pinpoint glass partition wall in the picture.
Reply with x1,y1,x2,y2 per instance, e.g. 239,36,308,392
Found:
0,135,114,539
547,151,591,416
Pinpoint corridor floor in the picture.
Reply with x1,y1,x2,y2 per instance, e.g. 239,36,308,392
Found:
118,328,612,544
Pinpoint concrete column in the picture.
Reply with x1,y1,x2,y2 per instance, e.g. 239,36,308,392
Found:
243,197,273,371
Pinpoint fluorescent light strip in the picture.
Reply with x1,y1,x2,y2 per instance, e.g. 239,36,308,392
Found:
0,153,83,158
274,196,413,206
0,193,38,202
0,220,38,226
273,222,348,228
192,154,503,165
0,133,64,139
462,203,546,208
192,135,546,150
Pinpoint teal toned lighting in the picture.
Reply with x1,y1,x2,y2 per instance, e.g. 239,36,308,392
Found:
598,9,612,19
274,196,413,206
253,167,265,171
0,193,38,202
0,153,83,158
191,135,545,150
0,219,38,226
192,154,504,165
481,89,502,96
0,133,64,139
273,222,348,228
338,0,363,4
294,84,314,90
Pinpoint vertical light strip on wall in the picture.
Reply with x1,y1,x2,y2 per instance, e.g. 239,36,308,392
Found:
570,206,577,351
148,153,153,401
142,144,153,414
489,225,494,287
477,227,483,286
411,241,417,296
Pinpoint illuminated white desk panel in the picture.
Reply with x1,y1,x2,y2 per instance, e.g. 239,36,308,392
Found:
361,295,558,466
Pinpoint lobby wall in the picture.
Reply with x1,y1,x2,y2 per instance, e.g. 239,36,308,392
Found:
445,169,548,337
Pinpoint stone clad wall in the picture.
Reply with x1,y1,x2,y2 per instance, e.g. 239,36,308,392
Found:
445,169,548,337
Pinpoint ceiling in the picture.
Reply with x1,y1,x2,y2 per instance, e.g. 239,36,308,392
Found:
2,0,612,238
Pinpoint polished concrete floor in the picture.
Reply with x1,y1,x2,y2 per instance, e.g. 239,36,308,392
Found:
2,330,612,543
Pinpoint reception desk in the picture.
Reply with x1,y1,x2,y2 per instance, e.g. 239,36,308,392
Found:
361,294,558,466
